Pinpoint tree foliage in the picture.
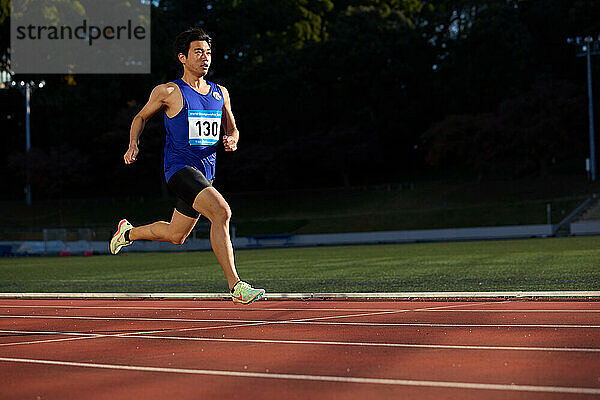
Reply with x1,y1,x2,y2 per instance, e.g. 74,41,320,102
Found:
422,80,587,179
0,0,597,200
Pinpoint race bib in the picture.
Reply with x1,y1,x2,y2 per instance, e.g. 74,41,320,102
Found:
188,110,222,146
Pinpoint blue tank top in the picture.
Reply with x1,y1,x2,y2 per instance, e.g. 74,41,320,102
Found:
163,78,225,182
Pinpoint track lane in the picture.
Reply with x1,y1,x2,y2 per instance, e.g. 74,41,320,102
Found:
1,299,599,399
1,332,599,388
3,361,597,400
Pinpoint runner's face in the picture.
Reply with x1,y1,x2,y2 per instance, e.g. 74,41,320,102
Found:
185,40,211,76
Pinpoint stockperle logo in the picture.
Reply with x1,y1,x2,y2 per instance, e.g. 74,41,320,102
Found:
11,0,150,74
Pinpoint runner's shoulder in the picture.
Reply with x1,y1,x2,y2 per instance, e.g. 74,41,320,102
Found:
217,84,228,93
217,84,230,101
151,82,180,103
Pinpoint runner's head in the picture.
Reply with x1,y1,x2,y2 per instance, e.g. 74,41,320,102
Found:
174,27,212,77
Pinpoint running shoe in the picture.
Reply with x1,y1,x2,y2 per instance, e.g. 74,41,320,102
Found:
231,281,265,305
109,219,133,255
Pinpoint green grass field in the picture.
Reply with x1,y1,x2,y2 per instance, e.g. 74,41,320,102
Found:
1,236,599,293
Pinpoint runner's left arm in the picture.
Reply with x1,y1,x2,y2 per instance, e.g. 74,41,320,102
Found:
220,86,239,152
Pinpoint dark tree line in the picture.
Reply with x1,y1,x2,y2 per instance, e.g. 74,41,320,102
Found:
1,0,599,200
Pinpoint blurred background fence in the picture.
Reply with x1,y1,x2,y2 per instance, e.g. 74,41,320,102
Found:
0,176,597,244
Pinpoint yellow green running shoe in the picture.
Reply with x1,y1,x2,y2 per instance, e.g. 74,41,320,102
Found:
231,281,265,305
109,219,133,254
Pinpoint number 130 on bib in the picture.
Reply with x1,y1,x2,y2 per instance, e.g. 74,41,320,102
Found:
188,110,222,146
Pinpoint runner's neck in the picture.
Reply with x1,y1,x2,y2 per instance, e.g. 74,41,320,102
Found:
182,74,209,92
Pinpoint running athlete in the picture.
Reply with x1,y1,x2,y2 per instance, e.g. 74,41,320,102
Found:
109,27,265,305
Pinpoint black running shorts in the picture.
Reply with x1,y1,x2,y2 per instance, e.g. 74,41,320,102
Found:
167,167,213,219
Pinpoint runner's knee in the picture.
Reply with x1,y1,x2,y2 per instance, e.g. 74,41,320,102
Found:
168,230,189,245
213,204,232,224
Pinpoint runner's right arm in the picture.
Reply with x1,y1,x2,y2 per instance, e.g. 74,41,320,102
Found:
124,84,174,164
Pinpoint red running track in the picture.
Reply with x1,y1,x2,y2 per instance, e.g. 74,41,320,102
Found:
0,299,599,399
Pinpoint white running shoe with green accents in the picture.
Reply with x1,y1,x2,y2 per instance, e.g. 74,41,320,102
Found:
110,219,133,254
231,281,265,305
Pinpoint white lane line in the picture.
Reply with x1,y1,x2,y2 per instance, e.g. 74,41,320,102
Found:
0,334,105,347
0,302,492,328
0,305,400,312
115,336,600,353
2,305,600,313
1,301,488,316
2,315,599,328
0,315,255,323
271,302,488,323
126,301,503,336
131,302,496,337
0,302,490,347
2,291,598,299
2,329,599,353
1,357,599,395
0,305,424,312
0,321,269,347
0,321,264,347
0,316,316,347
418,309,600,313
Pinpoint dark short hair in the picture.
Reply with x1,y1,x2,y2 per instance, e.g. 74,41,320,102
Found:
174,27,212,60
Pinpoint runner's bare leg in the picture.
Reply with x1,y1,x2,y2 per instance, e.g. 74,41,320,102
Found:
193,187,240,290
122,188,240,290
128,210,197,245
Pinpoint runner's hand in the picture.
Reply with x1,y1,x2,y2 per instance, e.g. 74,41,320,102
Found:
223,134,238,152
124,145,139,164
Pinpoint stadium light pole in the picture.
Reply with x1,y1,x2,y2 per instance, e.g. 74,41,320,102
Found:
2,52,46,206
8,80,46,206
569,35,600,182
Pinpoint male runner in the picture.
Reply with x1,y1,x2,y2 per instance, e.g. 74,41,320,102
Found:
110,27,265,305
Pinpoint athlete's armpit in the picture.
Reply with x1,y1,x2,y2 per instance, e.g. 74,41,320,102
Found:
219,85,239,139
